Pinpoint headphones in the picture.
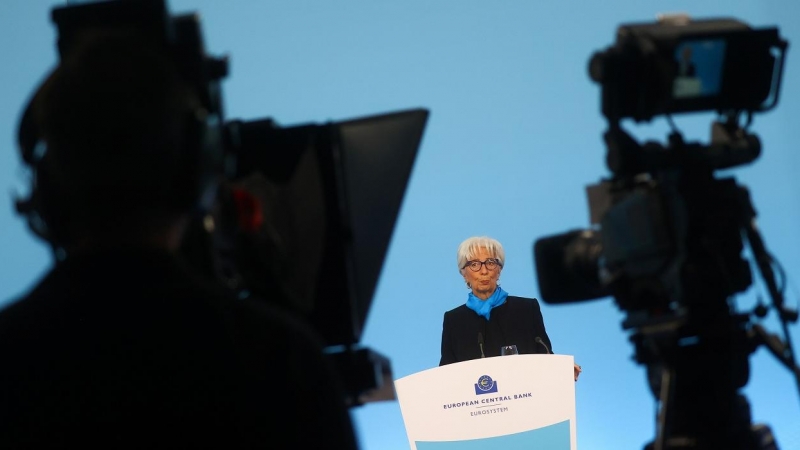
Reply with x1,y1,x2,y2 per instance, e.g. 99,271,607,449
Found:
15,48,225,249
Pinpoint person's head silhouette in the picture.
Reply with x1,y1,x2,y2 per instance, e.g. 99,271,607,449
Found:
17,29,217,254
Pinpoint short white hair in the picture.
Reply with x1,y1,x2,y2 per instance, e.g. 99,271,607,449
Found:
456,236,505,272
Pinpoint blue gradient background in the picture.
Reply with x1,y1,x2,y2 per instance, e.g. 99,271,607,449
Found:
2,2,799,449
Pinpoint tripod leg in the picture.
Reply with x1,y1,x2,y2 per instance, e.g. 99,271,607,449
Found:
653,367,674,450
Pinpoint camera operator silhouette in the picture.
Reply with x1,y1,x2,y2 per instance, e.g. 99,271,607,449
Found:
0,29,359,449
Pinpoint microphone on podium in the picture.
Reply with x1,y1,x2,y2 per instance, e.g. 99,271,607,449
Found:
478,332,486,358
535,336,552,354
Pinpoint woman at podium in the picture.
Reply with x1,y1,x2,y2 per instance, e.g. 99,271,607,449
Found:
439,236,581,381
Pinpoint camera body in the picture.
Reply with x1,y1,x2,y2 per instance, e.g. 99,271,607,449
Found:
535,165,753,316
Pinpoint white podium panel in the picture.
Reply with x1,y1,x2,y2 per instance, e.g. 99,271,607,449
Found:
395,354,576,450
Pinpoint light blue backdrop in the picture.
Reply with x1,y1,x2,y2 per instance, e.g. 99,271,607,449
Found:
2,1,799,449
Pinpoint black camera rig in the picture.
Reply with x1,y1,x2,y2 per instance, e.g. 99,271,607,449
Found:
20,0,428,407
534,15,799,450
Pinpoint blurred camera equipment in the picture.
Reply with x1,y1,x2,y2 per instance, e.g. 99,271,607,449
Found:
17,0,428,407
533,15,799,450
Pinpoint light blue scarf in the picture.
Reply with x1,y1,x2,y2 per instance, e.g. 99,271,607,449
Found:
466,286,508,320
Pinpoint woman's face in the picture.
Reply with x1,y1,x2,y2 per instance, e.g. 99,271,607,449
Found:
461,247,502,300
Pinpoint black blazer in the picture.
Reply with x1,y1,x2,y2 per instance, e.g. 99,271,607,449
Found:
439,296,553,365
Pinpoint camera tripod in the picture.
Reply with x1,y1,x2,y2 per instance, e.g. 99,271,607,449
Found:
631,309,776,450
606,121,800,450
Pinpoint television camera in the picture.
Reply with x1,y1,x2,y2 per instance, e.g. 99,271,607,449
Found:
533,15,800,450
16,0,428,407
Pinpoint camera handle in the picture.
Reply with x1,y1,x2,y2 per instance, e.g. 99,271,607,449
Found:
750,324,800,382
743,221,800,397
604,117,761,179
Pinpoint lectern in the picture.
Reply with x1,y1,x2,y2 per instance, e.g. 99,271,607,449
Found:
394,354,577,450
